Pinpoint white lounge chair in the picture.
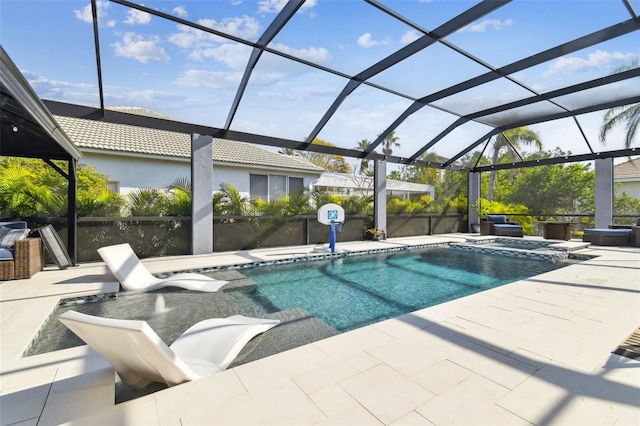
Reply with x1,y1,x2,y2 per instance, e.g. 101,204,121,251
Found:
59,310,280,389
97,243,227,292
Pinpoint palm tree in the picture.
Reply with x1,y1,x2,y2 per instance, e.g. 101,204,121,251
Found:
217,183,249,215
600,61,639,149
165,177,191,216
487,127,542,201
355,139,371,175
381,131,400,156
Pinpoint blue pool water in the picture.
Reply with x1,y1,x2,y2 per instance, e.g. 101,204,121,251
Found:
241,246,568,332
26,245,570,356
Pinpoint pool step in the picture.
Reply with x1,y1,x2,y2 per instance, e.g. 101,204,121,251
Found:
205,269,259,292
230,307,340,367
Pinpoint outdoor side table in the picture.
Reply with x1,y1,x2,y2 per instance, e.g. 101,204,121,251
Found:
538,221,574,240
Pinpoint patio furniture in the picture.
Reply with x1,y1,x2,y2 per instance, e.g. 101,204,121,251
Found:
97,243,228,292
59,310,280,389
536,221,575,240
583,219,640,247
583,228,633,246
480,215,524,238
0,221,43,280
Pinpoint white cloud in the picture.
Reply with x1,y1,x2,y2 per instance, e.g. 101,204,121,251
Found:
112,33,170,63
259,84,336,101
188,44,252,70
462,18,513,32
400,30,421,45
358,33,379,48
174,69,242,89
172,6,188,18
74,1,110,24
124,8,151,25
544,50,637,76
198,16,261,40
258,0,317,13
270,43,331,64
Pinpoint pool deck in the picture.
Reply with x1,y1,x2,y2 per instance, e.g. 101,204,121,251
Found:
1,234,639,425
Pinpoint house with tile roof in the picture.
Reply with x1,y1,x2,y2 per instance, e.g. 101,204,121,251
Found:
614,158,640,200
314,172,434,200
54,107,324,201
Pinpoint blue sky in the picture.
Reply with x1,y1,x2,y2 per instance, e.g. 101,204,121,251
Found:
1,0,638,165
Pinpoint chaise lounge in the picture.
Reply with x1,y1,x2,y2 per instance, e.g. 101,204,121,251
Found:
97,243,228,292
59,310,280,389
583,219,640,247
480,215,524,238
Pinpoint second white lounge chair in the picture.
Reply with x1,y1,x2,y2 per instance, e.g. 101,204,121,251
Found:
59,310,280,389
97,243,228,292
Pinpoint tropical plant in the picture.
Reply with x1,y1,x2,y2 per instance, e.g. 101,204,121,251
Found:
0,157,123,217
126,188,168,216
355,139,371,175
474,198,535,235
381,130,400,156
216,183,250,215
600,60,639,149
0,160,63,216
165,177,192,216
294,138,352,173
487,127,542,201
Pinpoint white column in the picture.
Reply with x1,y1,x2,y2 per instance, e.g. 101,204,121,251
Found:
594,158,613,228
468,172,481,232
191,134,213,254
373,159,387,234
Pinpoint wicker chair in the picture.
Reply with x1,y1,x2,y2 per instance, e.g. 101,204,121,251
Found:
480,215,524,238
0,222,44,280
0,238,43,280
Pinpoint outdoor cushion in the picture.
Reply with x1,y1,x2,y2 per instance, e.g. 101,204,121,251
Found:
493,224,522,230
0,248,13,259
0,221,28,229
0,227,30,249
487,215,508,224
584,228,631,237
637,218,640,226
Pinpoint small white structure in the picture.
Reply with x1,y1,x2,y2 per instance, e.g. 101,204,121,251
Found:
312,172,435,200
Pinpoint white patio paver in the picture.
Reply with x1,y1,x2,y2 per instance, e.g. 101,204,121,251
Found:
0,235,638,425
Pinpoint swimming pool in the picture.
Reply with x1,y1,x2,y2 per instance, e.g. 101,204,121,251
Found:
25,244,572,357
240,246,569,331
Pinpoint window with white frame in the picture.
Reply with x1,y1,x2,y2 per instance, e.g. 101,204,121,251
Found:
250,174,268,201
249,174,305,201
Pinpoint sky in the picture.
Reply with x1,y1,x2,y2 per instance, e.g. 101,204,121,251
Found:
1,0,639,167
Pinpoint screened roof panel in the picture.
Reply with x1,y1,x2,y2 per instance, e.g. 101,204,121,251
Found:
0,1,98,102
376,0,479,32
552,78,640,112
430,77,538,117
230,51,347,141
427,120,495,161
315,83,413,151
379,107,463,160
512,34,640,94
477,101,569,129
367,42,489,99
268,0,415,76
1,0,638,172
444,0,635,68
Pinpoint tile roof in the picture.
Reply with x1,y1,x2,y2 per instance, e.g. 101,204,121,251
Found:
614,158,640,180
54,109,323,173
